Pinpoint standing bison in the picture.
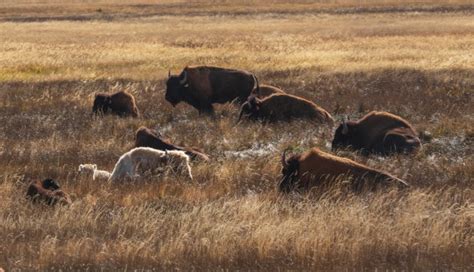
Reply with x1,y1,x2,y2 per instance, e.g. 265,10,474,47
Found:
238,93,334,125
165,66,259,114
92,90,139,117
135,127,210,161
332,111,421,155
280,148,408,193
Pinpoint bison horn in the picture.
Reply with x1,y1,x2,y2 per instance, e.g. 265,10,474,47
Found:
342,117,349,135
237,103,247,123
252,74,260,96
281,149,290,168
168,70,171,78
179,70,187,85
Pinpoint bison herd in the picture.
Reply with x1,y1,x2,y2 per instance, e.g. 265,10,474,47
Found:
26,65,423,206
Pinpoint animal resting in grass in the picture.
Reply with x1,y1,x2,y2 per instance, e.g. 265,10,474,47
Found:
238,93,334,125
26,178,72,205
109,147,193,182
78,164,111,181
135,127,210,161
166,66,262,114
92,90,139,117
252,84,285,98
332,111,421,155
280,148,408,193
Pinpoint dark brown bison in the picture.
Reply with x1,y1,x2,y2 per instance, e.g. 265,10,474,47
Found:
280,148,408,193
26,178,72,206
92,90,139,117
135,127,210,161
238,93,334,125
165,66,259,114
332,111,421,155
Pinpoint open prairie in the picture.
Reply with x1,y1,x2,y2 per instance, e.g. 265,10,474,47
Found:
0,0,473,270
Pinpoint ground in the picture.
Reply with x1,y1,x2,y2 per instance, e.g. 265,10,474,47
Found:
0,0,473,270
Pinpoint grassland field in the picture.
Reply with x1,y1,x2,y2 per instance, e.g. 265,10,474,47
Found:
0,0,473,270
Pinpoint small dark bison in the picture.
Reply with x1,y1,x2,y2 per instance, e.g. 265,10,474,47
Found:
165,66,259,114
280,148,408,193
238,93,334,125
26,178,72,206
332,111,421,155
92,90,139,117
135,127,210,161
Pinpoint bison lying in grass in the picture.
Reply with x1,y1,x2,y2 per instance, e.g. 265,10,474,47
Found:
238,93,334,125
135,127,210,161
280,148,408,193
26,178,72,206
165,66,259,114
92,90,139,117
332,111,421,156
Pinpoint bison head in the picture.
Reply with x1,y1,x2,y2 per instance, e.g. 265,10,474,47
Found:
165,70,189,107
279,149,299,193
92,94,112,114
42,178,60,191
238,95,261,121
332,118,357,150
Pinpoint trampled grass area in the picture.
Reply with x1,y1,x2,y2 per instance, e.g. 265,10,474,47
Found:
0,1,473,270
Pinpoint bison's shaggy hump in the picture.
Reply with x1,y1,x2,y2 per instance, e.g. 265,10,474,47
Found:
92,90,139,117
280,148,408,193
239,93,334,125
26,178,72,206
165,65,258,114
253,84,286,98
135,127,210,161
332,111,421,155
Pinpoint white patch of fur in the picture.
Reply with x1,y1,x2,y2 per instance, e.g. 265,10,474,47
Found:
108,147,193,182
79,163,111,181
78,164,97,176
93,169,111,181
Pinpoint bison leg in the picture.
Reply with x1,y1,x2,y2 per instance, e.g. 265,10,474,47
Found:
198,103,215,115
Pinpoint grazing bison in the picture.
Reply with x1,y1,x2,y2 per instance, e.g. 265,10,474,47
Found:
165,66,259,114
92,90,139,117
26,178,72,206
280,148,408,193
238,93,334,125
135,127,210,161
332,111,421,155
109,147,193,182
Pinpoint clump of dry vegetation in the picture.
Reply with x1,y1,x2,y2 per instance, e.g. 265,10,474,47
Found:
0,1,473,270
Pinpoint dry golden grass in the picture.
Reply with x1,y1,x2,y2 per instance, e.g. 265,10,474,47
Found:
0,1,473,270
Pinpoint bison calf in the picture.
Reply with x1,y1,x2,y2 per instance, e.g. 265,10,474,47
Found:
135,127,210,161
92,90,139,117
332,111,421,156
26,178,72,206
238,94,334,125
280,148,408,193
